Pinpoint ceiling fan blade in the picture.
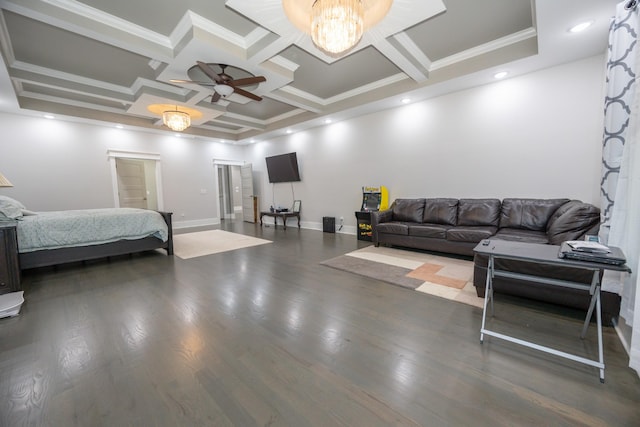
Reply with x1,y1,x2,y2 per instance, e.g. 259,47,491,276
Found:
197,61,223,84
229,76,266,87
210,91,221,103
170,79,216,86
233,87,262,101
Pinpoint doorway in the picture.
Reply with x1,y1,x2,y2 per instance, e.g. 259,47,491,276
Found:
115,158,158,209
108,150,164,210
217,165,235,220
214,160,254,223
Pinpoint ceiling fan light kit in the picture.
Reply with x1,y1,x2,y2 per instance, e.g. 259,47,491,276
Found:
214,84,235,98
163,108,191,132
194,62,266,103
284,0,393,56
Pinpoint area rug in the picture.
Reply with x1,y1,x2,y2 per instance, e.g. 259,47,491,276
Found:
321,246,483,308
173,230,272,259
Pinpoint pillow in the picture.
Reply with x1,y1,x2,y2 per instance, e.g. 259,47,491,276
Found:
457,199,501,226
392,199,426,223
423,198,458,225
0,195,25,209
499,198,570,231
21,209,38,216
0,195,26,219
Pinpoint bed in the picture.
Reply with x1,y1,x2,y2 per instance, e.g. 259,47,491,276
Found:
0,195,173,270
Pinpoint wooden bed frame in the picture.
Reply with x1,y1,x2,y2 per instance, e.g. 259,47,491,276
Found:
19,211,174,270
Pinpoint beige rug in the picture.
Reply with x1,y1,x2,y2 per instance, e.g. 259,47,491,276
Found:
321,246,483,308
173,230,272,259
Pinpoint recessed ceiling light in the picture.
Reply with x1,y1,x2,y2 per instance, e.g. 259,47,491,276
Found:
401,97,411,104
44,114,55,119
175,134,182,138
494,71,508,79
569,21,593,33
115,124,124,129
250,139,256,143
324,119,332,124
286,129,292,134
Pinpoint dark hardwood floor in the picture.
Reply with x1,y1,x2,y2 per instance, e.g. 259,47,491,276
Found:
1,221,639,426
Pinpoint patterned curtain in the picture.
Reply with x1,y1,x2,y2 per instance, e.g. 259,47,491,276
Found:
600,3,638,242
601,1,640,375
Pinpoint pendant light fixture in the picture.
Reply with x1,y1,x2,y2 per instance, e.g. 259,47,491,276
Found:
283,0,393,56
162,107,191,132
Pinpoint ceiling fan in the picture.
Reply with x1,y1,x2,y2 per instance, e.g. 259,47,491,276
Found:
170,61,266,103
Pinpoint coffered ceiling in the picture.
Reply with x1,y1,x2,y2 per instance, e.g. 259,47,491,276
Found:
0,0,618,143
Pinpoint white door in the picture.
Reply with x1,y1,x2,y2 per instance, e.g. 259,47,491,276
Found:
241,164,255,223
116,158,148,209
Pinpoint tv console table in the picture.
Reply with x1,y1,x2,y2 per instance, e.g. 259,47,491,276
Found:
474,240,630,383
260,211,300,229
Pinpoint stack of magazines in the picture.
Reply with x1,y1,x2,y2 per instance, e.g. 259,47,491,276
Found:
558,241,626,265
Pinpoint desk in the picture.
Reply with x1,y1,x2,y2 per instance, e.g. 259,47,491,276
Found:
260,211,300,229
474,240,630,383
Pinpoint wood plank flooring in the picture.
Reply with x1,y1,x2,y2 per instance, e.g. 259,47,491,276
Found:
1,221,639,426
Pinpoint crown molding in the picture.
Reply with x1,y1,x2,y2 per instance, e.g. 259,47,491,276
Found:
431,28,537,71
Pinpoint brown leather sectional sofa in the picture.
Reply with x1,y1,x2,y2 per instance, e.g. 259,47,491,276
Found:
371,198,620,323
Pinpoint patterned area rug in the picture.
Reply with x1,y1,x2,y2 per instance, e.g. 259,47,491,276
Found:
321,246,483,308
173,230,272,259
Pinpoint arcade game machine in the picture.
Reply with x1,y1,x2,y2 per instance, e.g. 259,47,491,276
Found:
355,186,389,241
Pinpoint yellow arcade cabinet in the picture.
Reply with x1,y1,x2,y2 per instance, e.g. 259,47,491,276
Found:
355,186,388,241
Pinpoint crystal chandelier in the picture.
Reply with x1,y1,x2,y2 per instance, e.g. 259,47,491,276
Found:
283,0,393,57
162,108,191,132
312,0,364,55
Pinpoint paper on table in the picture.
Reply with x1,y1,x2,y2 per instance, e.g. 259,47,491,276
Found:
566,240,611,253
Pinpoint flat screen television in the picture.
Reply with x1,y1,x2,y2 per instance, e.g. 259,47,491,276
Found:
265,152,301,183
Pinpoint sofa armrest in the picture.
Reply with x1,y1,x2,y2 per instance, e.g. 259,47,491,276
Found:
546,201,600,245
372,209,393,224
371,209,393,245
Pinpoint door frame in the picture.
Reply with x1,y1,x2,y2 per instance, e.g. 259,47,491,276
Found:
108,150,164,210
213,159,245,222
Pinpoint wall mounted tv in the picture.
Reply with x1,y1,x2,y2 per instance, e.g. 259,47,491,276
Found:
265,152,301,183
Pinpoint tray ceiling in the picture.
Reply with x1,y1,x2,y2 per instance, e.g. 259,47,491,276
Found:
0,0,618,143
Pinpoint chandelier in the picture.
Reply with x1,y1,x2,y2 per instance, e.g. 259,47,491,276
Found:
283,0,393,56
162,108,191,132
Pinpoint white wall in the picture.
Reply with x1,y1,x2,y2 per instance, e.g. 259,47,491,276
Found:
0,55,606,233
0,116,245,227
247,55,606,232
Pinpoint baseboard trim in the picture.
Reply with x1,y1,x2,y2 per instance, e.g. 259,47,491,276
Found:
258,219,356,235
173,217,220,229
612,317,631,356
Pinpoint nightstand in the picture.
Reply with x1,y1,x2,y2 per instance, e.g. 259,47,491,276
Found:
0,221,21,295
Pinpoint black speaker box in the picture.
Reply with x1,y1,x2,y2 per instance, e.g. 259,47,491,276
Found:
323,216,335,233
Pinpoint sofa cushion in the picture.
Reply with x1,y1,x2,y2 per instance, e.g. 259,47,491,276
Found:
376,222,410,235
492,228,549,244
409,223,449,239
546,201,600,245
457,199,501,226
392,199,426,223
423,198,458,225
499,198,569,231
447,226,497,243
